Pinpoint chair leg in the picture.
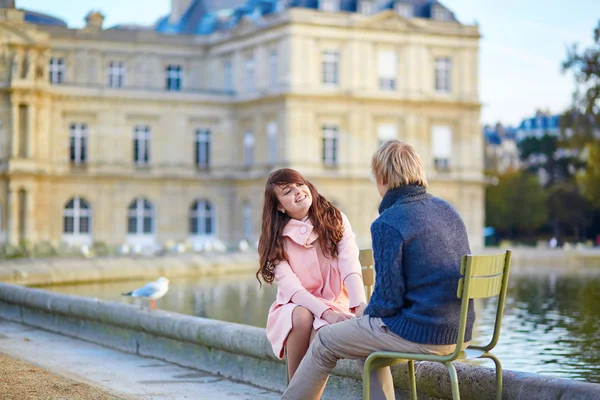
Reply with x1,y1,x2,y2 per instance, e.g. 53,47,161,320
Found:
481,354,503,400
362,357,373,400
444,362,460,400
407,360,418,400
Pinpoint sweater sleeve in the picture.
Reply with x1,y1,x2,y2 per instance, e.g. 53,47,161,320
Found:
336,213,366,306
364,221,405,318
273,260,330,318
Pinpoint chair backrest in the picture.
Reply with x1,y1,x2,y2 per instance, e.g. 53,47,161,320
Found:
454,250,512,354
359,249,375,301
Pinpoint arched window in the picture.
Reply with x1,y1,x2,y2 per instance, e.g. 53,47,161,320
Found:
64,197,91,235
190,200,215,236
127,198,154,235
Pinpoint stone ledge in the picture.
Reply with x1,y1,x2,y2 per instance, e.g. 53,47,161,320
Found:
0,283,598,400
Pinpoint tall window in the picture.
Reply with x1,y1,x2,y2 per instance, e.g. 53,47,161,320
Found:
378,51,397,90
133,125,151,166
243,201,253,240
322,51,339,86
244,130,255,167
127,198,154,235
195,128,211,169
377,123,397,146
64,197,91,235
49,57,65,84
267,121,277,164
245,55,255,92
166,65,182,91
224,59,233,92
322,124,339,166
431,125,452,170
269,49,278,88
190,200,214,236
435,57,452,93
107,61,125,88
69,123,88,165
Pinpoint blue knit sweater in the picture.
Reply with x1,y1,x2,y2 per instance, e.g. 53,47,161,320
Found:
364,185,475,345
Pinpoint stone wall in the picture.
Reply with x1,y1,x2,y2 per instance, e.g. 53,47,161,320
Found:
0,282,598,400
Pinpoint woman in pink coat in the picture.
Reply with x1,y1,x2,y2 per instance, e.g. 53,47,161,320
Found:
257,168,366,381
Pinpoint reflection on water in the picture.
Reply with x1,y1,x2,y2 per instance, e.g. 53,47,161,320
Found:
43,269,600,383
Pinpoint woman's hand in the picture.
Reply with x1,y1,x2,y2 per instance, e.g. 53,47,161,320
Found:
322,309,353,324
352,302,368,317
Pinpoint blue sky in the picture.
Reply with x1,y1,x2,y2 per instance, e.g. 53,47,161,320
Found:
17,0,600,126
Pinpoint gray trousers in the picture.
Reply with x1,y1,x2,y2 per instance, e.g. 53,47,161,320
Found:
281,315,457,400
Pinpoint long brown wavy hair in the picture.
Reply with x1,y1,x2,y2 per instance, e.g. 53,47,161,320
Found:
257,168,343,287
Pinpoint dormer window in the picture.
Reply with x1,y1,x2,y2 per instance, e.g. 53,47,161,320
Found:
432,5,451,21
320,0,338,12
360,0,373,15
275,0,286,12
395,2,413,18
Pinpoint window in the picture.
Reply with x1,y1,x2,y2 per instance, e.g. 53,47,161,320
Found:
378,51,397,90
377,123,397,146
275,0,286,11
190,200,214,236
322,51,339,86
127,198,154,235
269,49,278,88
224,59,233,92
195,128,211,169
322,125,339,166
431,125,452,170
244,130,255,167
63,197,91,235
395,3,413,18
432,6,450,21
320,0,337,11
106,61,125,88
166,65,182,91
243,201,252,240
49,57,65,84
133,125,151,166
69,123,88,165
267,121,277,164
435,57,452,93
360,1,372,15
245,55,255,92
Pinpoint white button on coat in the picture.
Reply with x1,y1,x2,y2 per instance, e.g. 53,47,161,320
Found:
299,226,308,234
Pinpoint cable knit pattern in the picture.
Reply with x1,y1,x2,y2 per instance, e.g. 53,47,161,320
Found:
364,184,475,345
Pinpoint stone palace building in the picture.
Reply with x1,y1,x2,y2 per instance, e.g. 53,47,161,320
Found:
0,0,483,251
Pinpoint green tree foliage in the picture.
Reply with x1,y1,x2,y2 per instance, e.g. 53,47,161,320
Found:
547,183,593,240
562,20,600,150
486,170,547,238
578,142,600,208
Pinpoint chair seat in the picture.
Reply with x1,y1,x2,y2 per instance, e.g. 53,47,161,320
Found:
366,347,489,369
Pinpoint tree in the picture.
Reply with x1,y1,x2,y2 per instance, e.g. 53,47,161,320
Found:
486,170,547,238
547,183,593,241
578,142,600,208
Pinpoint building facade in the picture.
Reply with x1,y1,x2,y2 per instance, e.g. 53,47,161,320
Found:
0,0,484,251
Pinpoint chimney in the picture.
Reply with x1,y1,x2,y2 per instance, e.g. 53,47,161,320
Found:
169,0,194,24
85,10,105,30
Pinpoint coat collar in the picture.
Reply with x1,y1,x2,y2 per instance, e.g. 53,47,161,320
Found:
282,218,319,246
378,184,429,214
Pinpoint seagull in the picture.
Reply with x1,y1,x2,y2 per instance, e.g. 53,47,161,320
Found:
122,277,170,309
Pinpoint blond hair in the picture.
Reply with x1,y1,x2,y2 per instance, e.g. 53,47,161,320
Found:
371,140,428,189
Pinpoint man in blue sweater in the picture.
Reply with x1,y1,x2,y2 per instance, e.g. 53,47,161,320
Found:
281,140,474,400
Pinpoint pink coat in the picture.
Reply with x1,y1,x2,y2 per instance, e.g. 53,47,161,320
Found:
265,212,366,359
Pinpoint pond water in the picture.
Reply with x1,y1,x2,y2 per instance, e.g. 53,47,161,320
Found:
42,267,600,383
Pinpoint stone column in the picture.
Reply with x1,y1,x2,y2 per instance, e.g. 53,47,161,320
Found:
10,102,19,158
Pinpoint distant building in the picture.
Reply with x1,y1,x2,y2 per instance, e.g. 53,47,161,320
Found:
483,123,519,173
0,0,484,250
516,111,560,141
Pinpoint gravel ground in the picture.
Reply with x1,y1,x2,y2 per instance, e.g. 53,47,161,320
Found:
0,353,127,400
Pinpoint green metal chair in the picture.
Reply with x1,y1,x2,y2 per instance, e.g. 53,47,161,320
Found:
362,250,512,400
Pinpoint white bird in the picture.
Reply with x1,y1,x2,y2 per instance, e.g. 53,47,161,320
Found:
122,277,170,309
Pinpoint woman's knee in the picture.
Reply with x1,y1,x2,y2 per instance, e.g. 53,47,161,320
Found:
291,306,314,332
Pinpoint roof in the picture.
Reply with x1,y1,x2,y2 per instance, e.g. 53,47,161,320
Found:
23,9,68,27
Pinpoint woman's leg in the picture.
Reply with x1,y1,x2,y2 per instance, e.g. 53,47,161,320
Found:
286,306,314,380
